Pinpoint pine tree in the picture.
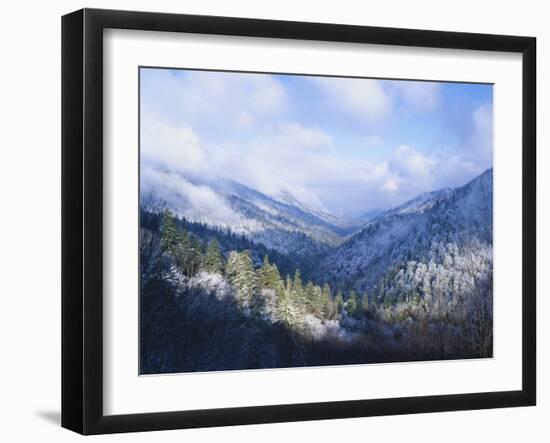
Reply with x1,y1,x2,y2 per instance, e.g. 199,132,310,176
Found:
309,285,323,317
173,229,190,274
303,281,315,312
277,276,301,326
285,274,294,302
322,283,331,301
225,251,240,281
270,263,285,299
278,285,298,326
335,291,344,313
226,250,256,307
161,210,180,255
258,255,272,288
161,210,201,278
292,269,304,303
204,239,224,274
361,291,369,315
186,236,203,277
346,290,358,317
321,284,333,319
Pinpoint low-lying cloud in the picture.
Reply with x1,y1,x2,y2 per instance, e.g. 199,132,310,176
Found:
140,69,493,218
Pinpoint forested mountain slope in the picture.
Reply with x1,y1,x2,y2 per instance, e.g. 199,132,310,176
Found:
145,176,359,255
140,169,494,374
313,168,493,298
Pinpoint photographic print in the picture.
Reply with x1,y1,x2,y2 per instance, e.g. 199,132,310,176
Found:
139,68,493,375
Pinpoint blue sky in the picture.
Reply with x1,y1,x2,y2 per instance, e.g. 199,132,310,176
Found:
140,67,493,217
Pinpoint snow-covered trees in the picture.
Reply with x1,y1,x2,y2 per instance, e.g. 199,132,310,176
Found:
315,169,493,298
346,291,358,317
226,250,256,307
141,168,494,372
204,239,224,274
161,209,180,255
277,276,302,327
360,292,369,315
161,210,203,277
334,291,344,313
153,200,493,362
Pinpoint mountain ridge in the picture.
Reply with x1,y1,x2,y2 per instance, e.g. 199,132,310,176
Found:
145,167,493,278
311,168,493,294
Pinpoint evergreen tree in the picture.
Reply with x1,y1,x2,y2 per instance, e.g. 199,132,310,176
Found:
270,263,285,299
360,291,369,315
335,291,344,313
160,210,202,278
173,229,190,274
225,251,240,280
322,283,331,301
204,239,224,273
277,275,301,326
292,269,304,303
310,285,323,317
321,284,333,319
258,255,272,288
346,290,358,317
186,236,203,277
303,281,315,312
226,250,256,307
257,256,285,298
161,210,180,255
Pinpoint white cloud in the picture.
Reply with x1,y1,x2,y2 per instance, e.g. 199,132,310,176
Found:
227,123,400,214
141,165,261,232
378,145,436,198
381,178,399,193
233,123,338,208
312,77,391,121
140,120,205,176
140,70,492,217
394,81,441,111
468,103,493,168
389,145,435,180
141,112,492,218
179,70,286,117
235,112,254,129
249,75,287,113
277,123,333,151
141,69,287,135
430,155,478,190
140,116,489,218
311,78,441,124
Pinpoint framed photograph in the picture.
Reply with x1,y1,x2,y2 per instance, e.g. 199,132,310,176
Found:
62,8,536,435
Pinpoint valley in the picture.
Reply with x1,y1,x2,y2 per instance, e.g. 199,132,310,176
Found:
140,168,494,374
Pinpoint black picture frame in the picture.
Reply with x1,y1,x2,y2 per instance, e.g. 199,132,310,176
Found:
62,8,536,435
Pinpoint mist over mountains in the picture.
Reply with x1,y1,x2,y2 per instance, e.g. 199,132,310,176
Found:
143,167,493,285
139,69,494,374
316,168,493,294
140,168,493,373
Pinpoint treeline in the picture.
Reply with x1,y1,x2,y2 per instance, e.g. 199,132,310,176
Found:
159,209,375,326
140,201,493,374
140,209,378,374
141,204,323,280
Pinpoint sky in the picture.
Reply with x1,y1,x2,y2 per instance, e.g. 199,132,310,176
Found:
140,67,493,218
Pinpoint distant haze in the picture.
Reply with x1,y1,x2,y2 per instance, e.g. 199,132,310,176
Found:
140,68,493,217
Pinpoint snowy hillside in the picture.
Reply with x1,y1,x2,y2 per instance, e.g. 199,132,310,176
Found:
142,174,359,254
144,166,493,299
140,168,494,374
313,168,493,297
